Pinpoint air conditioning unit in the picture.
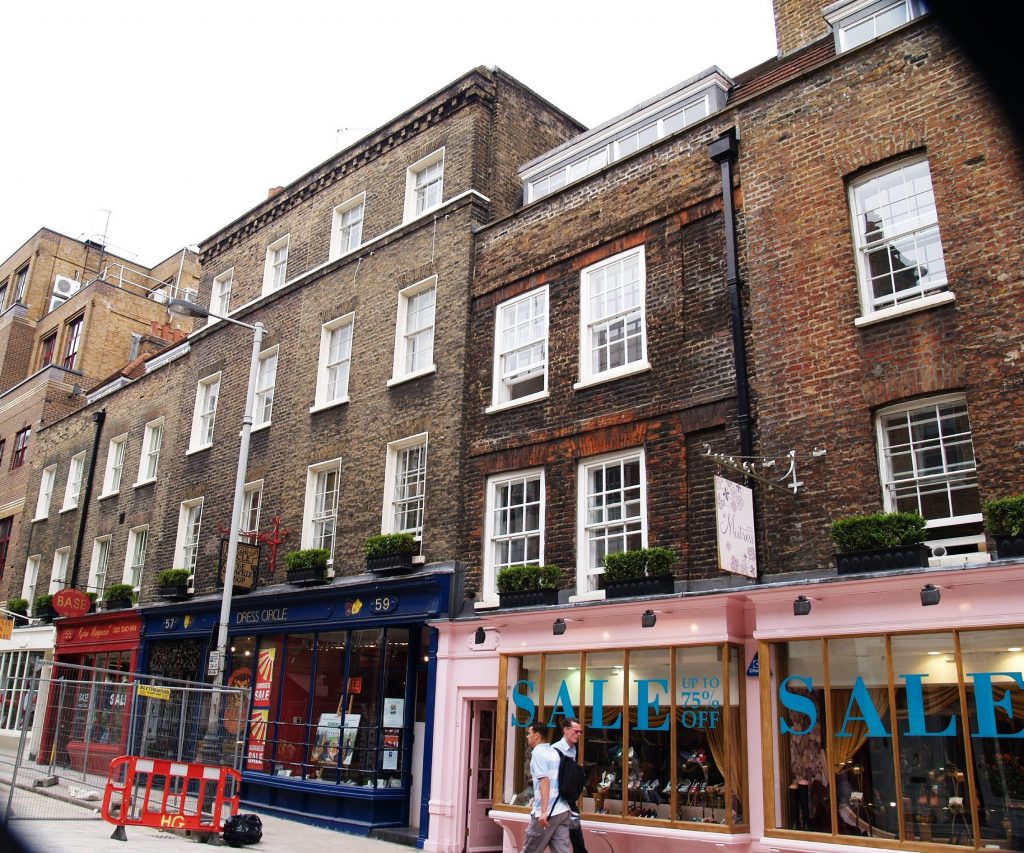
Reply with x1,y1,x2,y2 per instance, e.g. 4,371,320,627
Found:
182,288,199,303
52,275,80,300
149,289,168,304
49,294,67,313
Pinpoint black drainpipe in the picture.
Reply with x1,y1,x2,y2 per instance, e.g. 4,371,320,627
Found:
708,128,754,460
70,408,106,590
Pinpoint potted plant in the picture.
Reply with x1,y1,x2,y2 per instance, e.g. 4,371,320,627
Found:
87,592,98,612
33,594,55,623
103,583,135,610
602,547,677,598
285,549,330,585
830,511,929,574
156,569,192,600
365,533,418,575
6,597,28,621
985,495,1024,559
497,564,562,608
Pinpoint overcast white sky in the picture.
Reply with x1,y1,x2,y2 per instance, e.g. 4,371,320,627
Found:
0,1,777,267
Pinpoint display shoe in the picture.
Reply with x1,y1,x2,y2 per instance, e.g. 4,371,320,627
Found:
662,781,673,795
679,779,692,794
646,779,660,792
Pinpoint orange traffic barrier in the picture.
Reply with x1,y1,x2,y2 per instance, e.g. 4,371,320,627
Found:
101,755,240,840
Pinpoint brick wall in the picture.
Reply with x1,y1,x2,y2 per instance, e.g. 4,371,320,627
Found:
773,0,829,56
738,20,1024,571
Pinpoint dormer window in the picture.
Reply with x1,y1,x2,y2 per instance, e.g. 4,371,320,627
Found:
824,0,928,53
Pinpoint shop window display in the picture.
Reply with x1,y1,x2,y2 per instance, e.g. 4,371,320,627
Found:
767,628,1024,851
499,644,746,830
238,627,412,789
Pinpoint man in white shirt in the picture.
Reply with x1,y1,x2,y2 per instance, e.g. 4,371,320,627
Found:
521,722,570,853
552,718,587,853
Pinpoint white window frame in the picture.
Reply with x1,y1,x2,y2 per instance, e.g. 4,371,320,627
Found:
381,433,428,540
575,449,648,600
849,155,951,325
174,498,204,574
34,465,57,520
576,246,650,389
481,469,545,606
262,235,290,295
312,313,355,412
209,268,234,323
253,346,278,429
49,547,70,594
135,418,164,485
100,434,127,498
242,480,263,543
488,287,549,412
403,148,444,222
88,536,112,599
302,458,342,559
827,0,926,53
388,276,437,386
874,393,981,529
22,555,41,607
122,525,148,590
188,373,221,453
61,452,87,511
329,194,365,260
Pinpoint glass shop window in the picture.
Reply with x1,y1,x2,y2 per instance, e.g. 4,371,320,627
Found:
500,645,746,830
308,632,346,782
766,630,1024,851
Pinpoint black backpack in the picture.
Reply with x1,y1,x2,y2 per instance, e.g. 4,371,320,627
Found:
554,748,586,808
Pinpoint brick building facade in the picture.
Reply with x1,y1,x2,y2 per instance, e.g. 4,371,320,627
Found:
0,229,195,588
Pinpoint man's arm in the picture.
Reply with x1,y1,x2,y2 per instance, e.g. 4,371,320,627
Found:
538,776,551,826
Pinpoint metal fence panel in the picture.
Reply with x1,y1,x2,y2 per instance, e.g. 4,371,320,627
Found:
0,659,248,823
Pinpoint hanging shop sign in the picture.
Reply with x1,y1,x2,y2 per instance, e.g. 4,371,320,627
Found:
52,588,91,617
0,617,13,640
715,476,757,577
219,540,260,592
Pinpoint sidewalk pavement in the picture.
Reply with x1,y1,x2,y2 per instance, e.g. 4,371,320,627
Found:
4,811,417,853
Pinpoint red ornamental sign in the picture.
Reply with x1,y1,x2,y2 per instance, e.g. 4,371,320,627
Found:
52,588,91,617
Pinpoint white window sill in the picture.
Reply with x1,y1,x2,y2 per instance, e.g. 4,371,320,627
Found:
925,512,983,529
309,397,350,415
59,505,79,515
251,422,271,434
133,478,157,489
402,204,442,226
97,491,119,501
387,365,437,387
474,599,501,611
327,245,360,265
186,444,213,456
31,515,49,523
854,290,955,328
486,390,549,415
569,589,606,603
573,360,651,391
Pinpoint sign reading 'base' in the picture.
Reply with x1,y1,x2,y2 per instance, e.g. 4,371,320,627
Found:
52,588,91,617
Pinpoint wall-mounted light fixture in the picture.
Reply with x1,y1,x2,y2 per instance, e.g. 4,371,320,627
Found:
474,627,486,644
793,595,812,616
552,618,567,636
920,584,941,606
641,609,657,628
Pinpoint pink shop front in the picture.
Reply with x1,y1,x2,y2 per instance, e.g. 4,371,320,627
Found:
424,562,1024,853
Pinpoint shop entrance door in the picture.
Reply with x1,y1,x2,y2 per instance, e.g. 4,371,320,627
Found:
465,700,501,852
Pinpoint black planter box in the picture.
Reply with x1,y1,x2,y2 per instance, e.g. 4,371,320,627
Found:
156,584,190,600
993,534,1024,560
286,567,329,586
604,575,675,599
367,554,413,576
103,599,133,611
834,543,931,575
499,588,559,608
34,607,55,624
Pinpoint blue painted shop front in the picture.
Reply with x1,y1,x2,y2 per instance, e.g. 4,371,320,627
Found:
138,565,461,840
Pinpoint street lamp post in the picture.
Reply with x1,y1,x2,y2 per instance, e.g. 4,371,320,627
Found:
168,298,265,764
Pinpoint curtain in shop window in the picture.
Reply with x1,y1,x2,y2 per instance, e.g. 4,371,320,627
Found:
829,688,889,771
706,706,742,803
